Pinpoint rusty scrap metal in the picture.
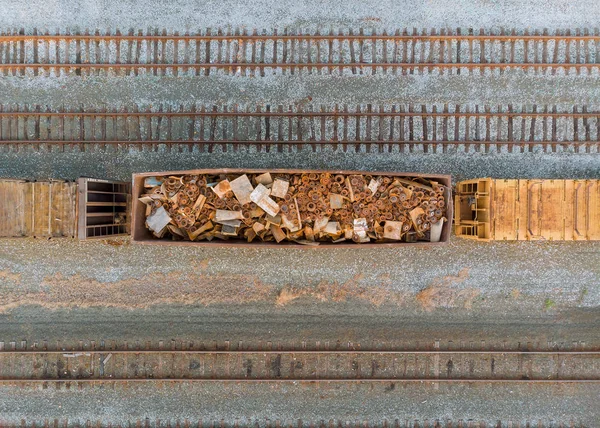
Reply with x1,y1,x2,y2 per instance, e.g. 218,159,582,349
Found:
138,172,448,244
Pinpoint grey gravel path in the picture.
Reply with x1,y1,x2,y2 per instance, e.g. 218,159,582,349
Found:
2,0,600,30
0,150,597,183
0,382,597,426
0,384,600,426
2,75,600,107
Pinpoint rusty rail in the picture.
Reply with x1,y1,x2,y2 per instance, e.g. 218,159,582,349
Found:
1,33,599,42
0,110,598,118
0,420,585,428
0,349,597,355
2,379,598,383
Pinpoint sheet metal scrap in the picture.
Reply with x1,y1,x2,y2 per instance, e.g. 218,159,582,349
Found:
139,173,447,244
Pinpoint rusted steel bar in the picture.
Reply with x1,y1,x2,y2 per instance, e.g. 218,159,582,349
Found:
1,378,598,383
0,34,598,41
0,139,591,146
0,63,597,69
0,111,596,118
0,349,596,355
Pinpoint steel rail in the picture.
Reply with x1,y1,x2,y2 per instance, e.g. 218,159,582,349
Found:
1,349,597,355
0,111,596,118
0,34,598,42
1,63,596,69
0,378,597,383
0,140,590,146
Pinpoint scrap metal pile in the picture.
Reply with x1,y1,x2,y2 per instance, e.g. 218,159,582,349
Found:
139,172,447,245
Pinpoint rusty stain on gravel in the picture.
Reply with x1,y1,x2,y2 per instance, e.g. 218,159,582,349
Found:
0,271,271,312
415,268,480,311
101,238,130,247
0,269,21,283
276,273,408,307
0,270,412,311
377,273,392,286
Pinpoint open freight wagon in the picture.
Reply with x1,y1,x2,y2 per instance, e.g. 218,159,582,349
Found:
131,169,454,247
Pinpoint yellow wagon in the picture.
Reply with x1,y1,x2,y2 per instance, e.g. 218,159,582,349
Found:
455,178,600,241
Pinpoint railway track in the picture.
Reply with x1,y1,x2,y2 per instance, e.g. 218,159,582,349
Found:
0,420,585,428
0,104,598,153
0,340,597,384
0,28,599,76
